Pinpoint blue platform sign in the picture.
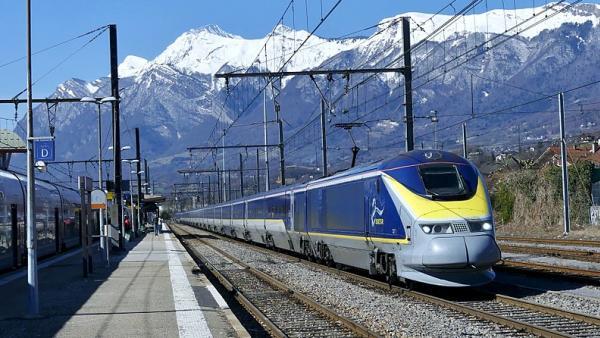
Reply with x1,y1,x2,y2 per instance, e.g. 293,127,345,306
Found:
34,140,55,162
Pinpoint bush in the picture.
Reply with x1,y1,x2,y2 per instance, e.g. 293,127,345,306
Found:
491,182,515,224
490,161,593,228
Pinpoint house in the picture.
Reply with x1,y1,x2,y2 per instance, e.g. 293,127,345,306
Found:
536,141,600,207
536,141,600,167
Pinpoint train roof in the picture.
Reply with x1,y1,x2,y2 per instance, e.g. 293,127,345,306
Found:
0,169,80,194
192,150,470,210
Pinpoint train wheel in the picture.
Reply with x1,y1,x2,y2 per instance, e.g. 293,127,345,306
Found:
385,256,397,286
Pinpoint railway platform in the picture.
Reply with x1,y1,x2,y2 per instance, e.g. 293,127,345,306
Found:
0,227,248,338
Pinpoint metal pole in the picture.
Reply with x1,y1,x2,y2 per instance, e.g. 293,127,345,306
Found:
25,0,39,316
518,124,522,154
144,159,149,194
208,176,212,204
201,181,205,207
320,99,328,177
256,148,260,193
433,122,437,150
402,17,414,152
109,24,124,249
470,74,475,118
216,167,221,203
462,123,468,158
227,170,231,201
79,178,88,278
96,104,108,264
222,130,226,201
135,128,142,235
558,92,570,235
263,90,270,191
129,163,134,238
239,153,244,197
276,108,285,185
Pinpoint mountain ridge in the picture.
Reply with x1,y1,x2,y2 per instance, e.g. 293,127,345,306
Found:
17,3,600,189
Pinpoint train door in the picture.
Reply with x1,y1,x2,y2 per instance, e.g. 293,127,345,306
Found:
242,201,247,232
11,204,18,268
289,192,294,231
365,177,389,238
54,208,60,253
77,210,82,246
364,176,406,240
292,190,307,254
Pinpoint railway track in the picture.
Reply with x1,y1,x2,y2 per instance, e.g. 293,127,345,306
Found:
496,259,600,285
173,223,600,338
495,236,600,283
171,225,378,338
498,244,600,263
496,236,600,248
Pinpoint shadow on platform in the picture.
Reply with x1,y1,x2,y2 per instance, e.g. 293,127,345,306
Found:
0,233,170,337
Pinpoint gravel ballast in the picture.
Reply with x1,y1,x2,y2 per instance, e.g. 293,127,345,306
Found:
178,225,529,337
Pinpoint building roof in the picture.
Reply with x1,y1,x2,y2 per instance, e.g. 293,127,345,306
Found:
0,129,26,153
538,145,600,165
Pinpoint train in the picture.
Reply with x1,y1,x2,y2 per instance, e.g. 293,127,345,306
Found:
0,170,82,272
176,150,502,287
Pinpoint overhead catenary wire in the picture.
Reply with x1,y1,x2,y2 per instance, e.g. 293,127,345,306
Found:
287,0,582,169
376,77,600,151
195,0,452,172
191,0,345,172
190,0,591,180
0,25,108,71
12,26,109,99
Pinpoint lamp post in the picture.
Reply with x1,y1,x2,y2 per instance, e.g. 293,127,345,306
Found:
81,96,116,253
135,170,145,233
122,159,139,238
111,146,131,241
25,0,38,316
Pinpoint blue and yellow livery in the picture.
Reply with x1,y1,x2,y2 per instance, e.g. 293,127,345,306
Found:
177,150,501,287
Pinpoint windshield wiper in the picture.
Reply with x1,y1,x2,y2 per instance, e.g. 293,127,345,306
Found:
425,189,469,200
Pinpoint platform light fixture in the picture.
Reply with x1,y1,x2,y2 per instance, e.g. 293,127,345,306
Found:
81,95,117,258
109,145,131,151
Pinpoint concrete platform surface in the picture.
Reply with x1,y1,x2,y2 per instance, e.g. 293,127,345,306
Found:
0,229,248,338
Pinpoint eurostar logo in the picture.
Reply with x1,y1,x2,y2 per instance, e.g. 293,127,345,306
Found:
370,198,384,227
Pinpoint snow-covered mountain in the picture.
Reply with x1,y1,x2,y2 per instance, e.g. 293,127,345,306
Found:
19,2,600,189
152,24,360,76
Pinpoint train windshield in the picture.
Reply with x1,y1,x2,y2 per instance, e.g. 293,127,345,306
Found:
419,164,469,200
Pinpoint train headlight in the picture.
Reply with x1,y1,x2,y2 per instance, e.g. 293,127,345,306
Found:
433,223,453,234
421,223,452,234
482,222,493,231
468,220,493,232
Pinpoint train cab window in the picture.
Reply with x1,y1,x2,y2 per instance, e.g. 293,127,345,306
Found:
419,165,470,200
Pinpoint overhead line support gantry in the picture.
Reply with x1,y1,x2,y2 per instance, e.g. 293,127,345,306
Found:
213,17,414,179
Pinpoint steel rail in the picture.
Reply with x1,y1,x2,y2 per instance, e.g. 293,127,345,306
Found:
171,224,378,338
496,294,600,327
173,228,286,337
499,244,600,263
497,259,600,279
497,236,600,247
174,222,600,337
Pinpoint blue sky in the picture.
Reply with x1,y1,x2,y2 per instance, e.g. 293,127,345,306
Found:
0,0,598,122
